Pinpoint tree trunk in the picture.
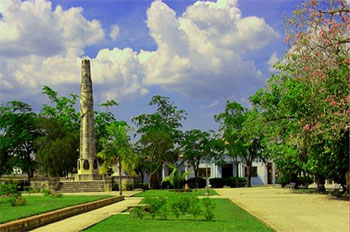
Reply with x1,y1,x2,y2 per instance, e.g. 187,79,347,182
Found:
194,168,199,189
235,161,239,187
246,164,252,187
119,160,122,196
316,175,325,192
148,173,152,189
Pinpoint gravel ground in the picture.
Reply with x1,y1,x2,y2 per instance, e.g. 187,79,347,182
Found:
214,186,348,232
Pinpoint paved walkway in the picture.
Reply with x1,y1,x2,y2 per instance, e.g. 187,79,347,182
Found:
31,191,142,232
214,186,348,232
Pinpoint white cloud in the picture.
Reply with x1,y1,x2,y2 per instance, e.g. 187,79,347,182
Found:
0,0,280,105
0,0,104,58
268,52,280,72
140,0,279,98
109,24,120,41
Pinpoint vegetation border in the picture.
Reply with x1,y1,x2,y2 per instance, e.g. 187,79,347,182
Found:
0,195,124,232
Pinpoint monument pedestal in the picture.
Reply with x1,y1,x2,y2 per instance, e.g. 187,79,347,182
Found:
76,158,101,181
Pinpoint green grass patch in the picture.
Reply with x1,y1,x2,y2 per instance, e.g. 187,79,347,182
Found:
0,195,112,224
85,199,273,232
134,189,217,197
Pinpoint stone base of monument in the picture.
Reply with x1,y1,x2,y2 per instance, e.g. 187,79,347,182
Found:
75,174,103,181
59,179,113,192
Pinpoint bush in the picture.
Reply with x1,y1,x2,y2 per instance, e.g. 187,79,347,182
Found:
130,206,145,220
42,189,52,196
156,204,168,220
112,182,119,191
186,177,206,188
0,183,20,197
201,197,215,221
168,195,181,219
209,178,225,188
134,181,148,190
188,197,201,220
224,177,247,187
9,196,26,207
142,197,167,219
125,181,134,191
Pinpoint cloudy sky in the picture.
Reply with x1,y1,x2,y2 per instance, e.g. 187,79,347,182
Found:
0,0,297,131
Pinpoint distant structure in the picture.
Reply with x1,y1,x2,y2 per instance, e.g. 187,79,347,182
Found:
76,58,100,180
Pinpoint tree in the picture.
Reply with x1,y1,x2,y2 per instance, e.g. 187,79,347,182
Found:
0,101,37,181
94,100,119,153
41,86,80,132
162,164,189,191
251,0,350,191
138,129,174,188
35,117,79,187
98,121,135,196
214,101,246,187
132,95,186,187
181,129,210,188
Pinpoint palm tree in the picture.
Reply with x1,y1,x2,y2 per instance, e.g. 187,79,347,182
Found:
98,121,136,196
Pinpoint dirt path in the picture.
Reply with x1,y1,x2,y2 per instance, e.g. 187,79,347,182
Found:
215,186,348,232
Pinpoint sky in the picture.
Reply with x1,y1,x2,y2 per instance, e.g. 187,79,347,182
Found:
0,0,299,132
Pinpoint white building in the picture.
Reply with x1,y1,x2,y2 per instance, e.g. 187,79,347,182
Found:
159,156,278,186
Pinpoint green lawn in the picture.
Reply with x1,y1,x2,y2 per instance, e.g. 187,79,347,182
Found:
85,199,273,232
0,195,112,224
134,189,218,197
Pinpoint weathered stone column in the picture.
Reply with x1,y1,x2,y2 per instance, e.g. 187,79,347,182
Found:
77,58,99,180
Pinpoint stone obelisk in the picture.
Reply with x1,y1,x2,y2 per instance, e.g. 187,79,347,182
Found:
77,58,99,180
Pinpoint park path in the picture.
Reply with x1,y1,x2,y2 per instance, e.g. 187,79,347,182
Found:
31,191,142,232
214,186,348,232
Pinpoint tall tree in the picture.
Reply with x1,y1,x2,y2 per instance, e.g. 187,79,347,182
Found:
0,101,37,181
35,117,79,187
215,101,246,187
132,95,186,187
98,121,136,196
181,129,210,188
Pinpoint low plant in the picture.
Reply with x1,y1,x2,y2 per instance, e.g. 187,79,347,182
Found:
188,197,202,220
156,204,168,220
142,197,167,219
130,206,145,220
202,197,215,221
168,195,181,219
125,181,134,191
0,183,20,197
9,196,26,207
42,189,52,196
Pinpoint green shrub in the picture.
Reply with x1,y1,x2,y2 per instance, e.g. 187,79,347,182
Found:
112,182,119,191
278,174,291,187
224,177,247,187
156,204,168,220
168,195,181,219
42,189,52,196
209,178,225,188
130,206,145,220
125,181,134,191
186,178,206,188
0,183,20,197
9,196,26,207
202,198,215,221
51,192,63,198
188,197,201,220
142,197,167,219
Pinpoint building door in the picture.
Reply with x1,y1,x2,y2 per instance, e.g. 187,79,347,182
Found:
222,163,233,178
267,163,273,184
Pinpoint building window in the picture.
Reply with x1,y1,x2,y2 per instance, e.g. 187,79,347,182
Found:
198,168,210,178
245,166,257,177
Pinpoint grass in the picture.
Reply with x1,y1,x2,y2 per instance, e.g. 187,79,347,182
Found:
85,199,273,232
0,195,112,224
134,189,218,197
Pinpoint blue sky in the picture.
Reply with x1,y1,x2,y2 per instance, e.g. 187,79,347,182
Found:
0,0,298,132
